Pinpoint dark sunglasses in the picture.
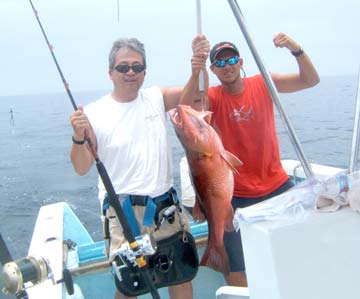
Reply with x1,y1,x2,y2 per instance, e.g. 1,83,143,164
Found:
114,64,146,73
213,56,239,68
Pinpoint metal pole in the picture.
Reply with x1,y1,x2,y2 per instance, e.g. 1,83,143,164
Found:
227,0,313,178
349,69,360,172
196,0,205,111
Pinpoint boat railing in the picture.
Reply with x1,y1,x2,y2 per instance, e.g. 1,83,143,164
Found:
349,69,360,172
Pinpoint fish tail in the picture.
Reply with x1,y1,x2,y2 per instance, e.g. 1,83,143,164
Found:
200,245,230,274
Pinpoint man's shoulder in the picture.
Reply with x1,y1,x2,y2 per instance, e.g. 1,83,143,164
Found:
245,74,262,82
140,86,164,110
140,86,162,98
208,84,222,96
84,94,112,114
244,74,267,89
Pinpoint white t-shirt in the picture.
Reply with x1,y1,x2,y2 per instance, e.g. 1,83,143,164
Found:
84,86,173,200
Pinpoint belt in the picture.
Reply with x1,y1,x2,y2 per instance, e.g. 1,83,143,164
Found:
129,195,173,207
129,195,148,206
103,188,179,236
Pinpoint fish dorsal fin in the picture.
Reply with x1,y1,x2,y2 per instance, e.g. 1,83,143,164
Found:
221,150,243,174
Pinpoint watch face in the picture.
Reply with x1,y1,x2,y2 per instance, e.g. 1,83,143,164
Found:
291,48,304,57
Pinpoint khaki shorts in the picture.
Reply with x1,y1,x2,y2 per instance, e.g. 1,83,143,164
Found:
107,205,190,258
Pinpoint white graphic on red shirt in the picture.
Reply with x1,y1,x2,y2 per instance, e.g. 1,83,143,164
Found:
229,106,253,122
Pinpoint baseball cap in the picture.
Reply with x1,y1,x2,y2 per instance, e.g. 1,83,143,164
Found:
210,42,240,64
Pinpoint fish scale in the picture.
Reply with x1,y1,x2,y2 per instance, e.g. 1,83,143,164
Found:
169,105,242,274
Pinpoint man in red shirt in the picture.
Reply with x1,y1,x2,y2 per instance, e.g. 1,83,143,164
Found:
186,32,320,287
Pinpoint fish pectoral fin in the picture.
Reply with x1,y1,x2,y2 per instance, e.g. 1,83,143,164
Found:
192,200,207,222
224,221,235,232
200,244,230,274
224,206,235,232
221,150,243,174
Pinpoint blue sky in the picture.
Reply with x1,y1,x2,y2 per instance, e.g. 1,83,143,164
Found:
1,0,359,96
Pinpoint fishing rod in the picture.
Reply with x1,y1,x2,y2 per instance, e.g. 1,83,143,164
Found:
26,1,161,298
227,0,314,178
28,1,76,111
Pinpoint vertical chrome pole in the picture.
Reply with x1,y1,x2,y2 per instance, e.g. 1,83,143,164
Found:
349,69,360,172
227,0,314,178
196,0,205,111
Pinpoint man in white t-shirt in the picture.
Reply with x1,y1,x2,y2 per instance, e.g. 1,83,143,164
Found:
70,36,209,299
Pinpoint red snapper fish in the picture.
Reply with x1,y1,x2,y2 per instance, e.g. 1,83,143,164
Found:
169,105,242,274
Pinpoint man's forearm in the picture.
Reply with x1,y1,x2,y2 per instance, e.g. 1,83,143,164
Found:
70,144,94,176
180,71,209,110
296,53,320,87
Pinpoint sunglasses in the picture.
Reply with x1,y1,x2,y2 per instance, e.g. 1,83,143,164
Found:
114,64,146,73
213,56,239,68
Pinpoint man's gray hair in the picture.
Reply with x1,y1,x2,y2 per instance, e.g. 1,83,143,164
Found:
108,38,146,70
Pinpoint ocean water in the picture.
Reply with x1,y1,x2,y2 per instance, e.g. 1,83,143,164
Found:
0,74,358,297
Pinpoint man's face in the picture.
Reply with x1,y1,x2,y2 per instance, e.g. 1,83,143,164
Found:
109,48,146,92
210,49,243,84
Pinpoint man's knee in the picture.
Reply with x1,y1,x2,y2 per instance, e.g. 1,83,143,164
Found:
225,271,248,287
168,281,193,299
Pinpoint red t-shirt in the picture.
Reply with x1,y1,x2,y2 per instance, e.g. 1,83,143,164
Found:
209,74,289,197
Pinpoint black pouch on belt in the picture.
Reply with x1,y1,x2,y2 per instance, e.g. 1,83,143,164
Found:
114,230,198,297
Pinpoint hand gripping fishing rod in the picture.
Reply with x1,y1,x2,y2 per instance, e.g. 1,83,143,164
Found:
27,1,160,298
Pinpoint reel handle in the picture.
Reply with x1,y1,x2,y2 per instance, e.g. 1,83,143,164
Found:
56,269,74,295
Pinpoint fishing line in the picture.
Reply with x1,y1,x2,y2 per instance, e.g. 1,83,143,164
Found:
28,1,160,297
10,106,15,126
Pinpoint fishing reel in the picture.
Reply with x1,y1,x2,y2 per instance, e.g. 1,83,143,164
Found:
1,256,74,299
112,233,156,270
112,230,199,297
111,204,179,279
111,233,155,287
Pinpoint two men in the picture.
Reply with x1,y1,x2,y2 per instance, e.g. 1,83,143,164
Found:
70,32,319,297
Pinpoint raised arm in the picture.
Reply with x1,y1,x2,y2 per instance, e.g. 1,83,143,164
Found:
179,34,210,111
70,105,96,175
271,32,320,93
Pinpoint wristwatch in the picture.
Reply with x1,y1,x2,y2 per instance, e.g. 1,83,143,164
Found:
291,48,304,57
72,136,86,145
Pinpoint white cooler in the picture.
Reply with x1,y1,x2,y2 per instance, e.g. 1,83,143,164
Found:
237,207,360,299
